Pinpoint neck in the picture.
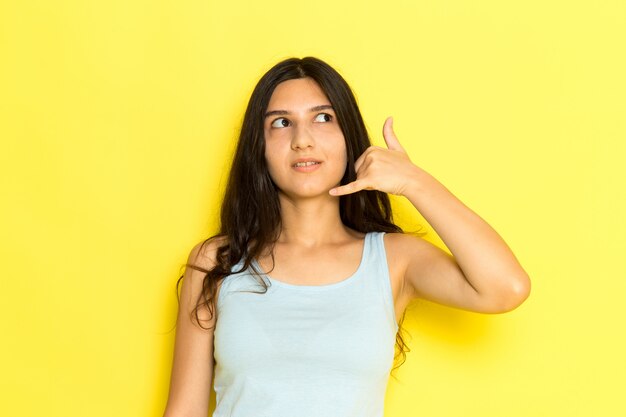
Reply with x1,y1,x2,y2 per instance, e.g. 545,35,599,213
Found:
276,192,350,247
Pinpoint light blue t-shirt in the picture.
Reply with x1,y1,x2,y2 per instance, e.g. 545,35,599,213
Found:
212,231,399,417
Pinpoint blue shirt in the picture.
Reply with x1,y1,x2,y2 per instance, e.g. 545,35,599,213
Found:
213,231,399,417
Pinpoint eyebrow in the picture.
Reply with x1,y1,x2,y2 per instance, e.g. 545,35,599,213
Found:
264,104,334,119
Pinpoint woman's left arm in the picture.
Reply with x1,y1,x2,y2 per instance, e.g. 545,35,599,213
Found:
330,117,531,313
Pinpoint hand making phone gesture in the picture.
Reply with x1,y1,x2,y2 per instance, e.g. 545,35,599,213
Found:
329,117,420,197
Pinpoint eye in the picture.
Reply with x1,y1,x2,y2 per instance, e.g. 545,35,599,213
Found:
270,118,290,128
314,113,333,123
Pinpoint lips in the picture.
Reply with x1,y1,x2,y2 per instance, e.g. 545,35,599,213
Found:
291,158,322,167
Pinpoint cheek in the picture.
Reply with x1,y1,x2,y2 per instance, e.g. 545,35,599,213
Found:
263,143,285,181
338,141,349,175
335,137,348,164
263,137,276,163
264,151,277,176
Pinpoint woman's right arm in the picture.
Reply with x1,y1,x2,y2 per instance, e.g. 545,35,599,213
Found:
163,239,223,417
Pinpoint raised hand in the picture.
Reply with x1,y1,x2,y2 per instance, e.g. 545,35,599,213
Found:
329,117,420,197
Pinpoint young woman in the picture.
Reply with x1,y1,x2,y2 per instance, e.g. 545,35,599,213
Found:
163,56,531,417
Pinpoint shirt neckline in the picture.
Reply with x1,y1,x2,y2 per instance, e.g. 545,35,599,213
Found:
250,232,371,291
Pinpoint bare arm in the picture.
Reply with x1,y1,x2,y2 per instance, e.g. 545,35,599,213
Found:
163,239,222,417
396,168,531,313
330,117,530,314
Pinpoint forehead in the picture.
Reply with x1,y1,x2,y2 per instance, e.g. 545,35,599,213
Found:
267,77,331,110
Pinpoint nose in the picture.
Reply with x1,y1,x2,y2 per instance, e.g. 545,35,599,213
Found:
290,123,315,150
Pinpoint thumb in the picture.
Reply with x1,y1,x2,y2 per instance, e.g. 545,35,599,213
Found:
382,116,405,152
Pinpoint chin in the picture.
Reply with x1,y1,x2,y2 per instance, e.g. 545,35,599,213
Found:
279,185,334,200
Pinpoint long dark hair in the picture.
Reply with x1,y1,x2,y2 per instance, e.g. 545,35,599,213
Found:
177,56,410,371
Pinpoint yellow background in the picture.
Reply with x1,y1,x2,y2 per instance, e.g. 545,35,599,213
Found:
1,1,624,416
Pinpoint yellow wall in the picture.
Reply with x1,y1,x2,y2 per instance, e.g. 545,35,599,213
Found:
1,1,624,416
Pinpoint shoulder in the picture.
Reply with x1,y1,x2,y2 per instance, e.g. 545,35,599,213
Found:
381,231,435,259
381,231,450,279
181,235,229,317
187,235,228,270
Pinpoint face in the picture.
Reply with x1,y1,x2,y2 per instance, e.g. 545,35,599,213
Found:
263,77,347,199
